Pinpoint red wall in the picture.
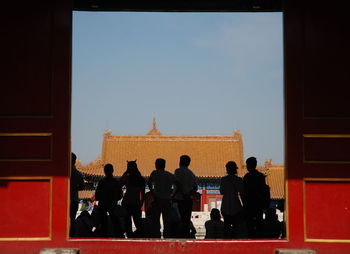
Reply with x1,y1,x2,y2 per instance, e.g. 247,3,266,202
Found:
1,0,350,253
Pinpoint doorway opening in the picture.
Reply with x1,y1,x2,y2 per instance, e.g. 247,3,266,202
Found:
71,10,284,240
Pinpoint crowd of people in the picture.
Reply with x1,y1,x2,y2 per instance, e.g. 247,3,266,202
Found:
205,158,284,239
70,153,284,239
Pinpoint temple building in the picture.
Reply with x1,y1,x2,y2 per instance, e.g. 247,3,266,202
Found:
79,118,245,177
77,119,285,210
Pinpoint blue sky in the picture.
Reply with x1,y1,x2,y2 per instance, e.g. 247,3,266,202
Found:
72,12,284,165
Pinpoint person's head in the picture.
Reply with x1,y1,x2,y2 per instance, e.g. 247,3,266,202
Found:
104,163,114,177
126,160,140,175
225,161,238,175
210,208,221,221
179,155,191,167
246,157,257,171
155,158,166,170
71,152,77,166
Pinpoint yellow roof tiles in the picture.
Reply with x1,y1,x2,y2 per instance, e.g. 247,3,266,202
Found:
77,128,285,199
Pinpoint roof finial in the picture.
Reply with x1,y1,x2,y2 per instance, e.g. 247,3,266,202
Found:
153,117,157,130
146,117,162,135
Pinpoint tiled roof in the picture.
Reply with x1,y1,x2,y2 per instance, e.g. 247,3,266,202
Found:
76,155,104,177
78,190,95,200
260,165,285,199
96,130,244,177
76,128,285,199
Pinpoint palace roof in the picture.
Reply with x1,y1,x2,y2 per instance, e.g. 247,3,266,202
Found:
77,120,285,199
79,120,244,178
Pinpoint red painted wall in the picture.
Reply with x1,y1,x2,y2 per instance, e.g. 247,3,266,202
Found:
1,1,350,253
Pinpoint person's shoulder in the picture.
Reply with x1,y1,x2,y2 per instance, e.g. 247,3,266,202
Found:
221,175,229,181
139,175,146,183
174,168,183,177
188,168,196,176
72,166,82,174
106,176,119,185
244,171,253,176
77,168,83,176
164,170,175,179
255,170,266,180
244,172,257,180
234,175,243,181
178,167,195,176
96,177,106,186
98,177,106,183
220,176,230,188
214,219,224,225
250,169,263,176
121,172,128,179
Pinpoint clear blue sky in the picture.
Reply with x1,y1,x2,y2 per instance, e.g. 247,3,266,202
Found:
72,11,284,165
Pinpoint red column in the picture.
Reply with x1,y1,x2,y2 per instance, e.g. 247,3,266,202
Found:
201,188,207,212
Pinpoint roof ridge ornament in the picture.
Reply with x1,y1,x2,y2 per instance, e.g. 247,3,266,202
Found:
146,117,162,135
233,129,242,139
104,129,112,138
153,117,156,129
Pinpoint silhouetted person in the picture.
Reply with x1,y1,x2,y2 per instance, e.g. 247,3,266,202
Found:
189,220,197,239
262,208,283,238
148,158,177,238
205,208,225,239
73,210,94,237
243,157,266,238
276,199,286,238
174,155,198,238
95,163,123,238
70,152,84,237
120,160,145,238
220,161,248,239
